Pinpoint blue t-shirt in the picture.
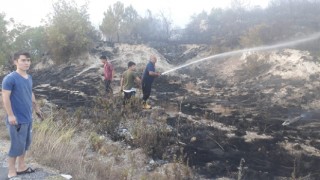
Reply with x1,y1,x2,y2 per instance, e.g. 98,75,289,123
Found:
142,61,156,84
2,71,33,124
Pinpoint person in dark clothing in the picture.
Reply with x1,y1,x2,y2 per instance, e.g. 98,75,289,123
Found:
141,55,161,109
120,61,141,106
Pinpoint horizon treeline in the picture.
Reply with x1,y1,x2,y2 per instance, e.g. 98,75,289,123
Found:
1,0,320,65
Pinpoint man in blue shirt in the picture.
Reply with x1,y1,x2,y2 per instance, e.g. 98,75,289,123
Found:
141,55,161,109
2,52,42,179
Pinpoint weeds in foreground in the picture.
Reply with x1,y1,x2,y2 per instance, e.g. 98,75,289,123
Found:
28,97,193,180
89,132,104,152
0,100,9,140
92,97,174,158
92,97,123,136
131,118,172,158
31,119,138,180
0,121,9,141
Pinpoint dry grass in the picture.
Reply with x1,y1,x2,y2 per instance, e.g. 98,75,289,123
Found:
30,120,93,179
0,123,9,140
241,54,271,78
131,118,171,157
30,119,193,180
27,97,194,180
30,118,136,180
0,94,9,140
91,97,124,136
92,97,174,157
185,82,198,92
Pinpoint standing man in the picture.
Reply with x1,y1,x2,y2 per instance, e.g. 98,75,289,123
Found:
2,51,42,179
100,55,115,97
120,61,141,106
141,55,161,109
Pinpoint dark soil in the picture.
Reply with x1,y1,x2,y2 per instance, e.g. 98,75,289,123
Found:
153,73,320,180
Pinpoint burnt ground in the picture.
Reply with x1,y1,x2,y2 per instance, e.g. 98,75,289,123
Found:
2,46,319,179
152,71,320,179
23,60,320,179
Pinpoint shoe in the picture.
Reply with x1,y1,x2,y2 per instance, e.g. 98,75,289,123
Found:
142,103,152,109
16,167,35,175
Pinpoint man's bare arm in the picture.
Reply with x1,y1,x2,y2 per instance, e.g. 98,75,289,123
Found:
148,71,161,77
135,77,141,86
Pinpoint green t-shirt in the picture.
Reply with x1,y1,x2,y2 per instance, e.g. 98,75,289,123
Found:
122,70,137,90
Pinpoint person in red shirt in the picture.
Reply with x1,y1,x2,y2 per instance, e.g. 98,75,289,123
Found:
100,55,115,97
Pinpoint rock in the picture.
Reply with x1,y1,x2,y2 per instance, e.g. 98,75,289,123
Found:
60,174,72,179
190,136,197,142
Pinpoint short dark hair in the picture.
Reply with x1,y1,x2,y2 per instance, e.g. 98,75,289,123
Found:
128,61,136,68
100,55,107,60
13,51,30,61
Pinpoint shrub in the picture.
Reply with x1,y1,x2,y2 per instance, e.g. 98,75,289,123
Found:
131,118,172,158
89,132,104,151
45,0,97,63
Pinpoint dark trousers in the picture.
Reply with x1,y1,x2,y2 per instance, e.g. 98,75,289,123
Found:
142,82,152,102
123,91,135,105
104,80,113,95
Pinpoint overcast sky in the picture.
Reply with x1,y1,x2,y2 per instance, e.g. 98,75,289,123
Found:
0,0,270,28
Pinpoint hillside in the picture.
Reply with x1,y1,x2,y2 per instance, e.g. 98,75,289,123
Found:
1,43,320,179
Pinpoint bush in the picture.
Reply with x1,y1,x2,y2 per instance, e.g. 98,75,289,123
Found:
0,13,11,66
45,0,97,63
133,120,171,157
91,97,123,137
12,27,47,63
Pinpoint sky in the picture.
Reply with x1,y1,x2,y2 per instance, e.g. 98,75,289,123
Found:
0,0,270,28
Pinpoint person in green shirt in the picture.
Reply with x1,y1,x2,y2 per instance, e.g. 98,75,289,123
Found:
120,61,141,105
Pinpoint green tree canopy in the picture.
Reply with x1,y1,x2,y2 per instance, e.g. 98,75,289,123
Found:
12,27,47,61
45,0,96,63
0,13,11,65
100,1,125,42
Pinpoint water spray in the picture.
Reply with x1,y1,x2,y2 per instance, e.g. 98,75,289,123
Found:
282,111,320,126
64,57,101,82
63,55,122,82
161,32,320,75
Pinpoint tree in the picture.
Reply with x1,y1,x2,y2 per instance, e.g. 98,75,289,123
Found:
100,1,125,42
122,5,139,42
0,13,12,66
134,10,161,42
159,11,173,41
12,27,47,62
45,0,96,63
240,23,272,47
230,0,250,9
100,8,117,42
182,11,211,43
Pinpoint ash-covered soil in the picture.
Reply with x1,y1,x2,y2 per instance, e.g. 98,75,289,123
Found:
151,49,320,179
